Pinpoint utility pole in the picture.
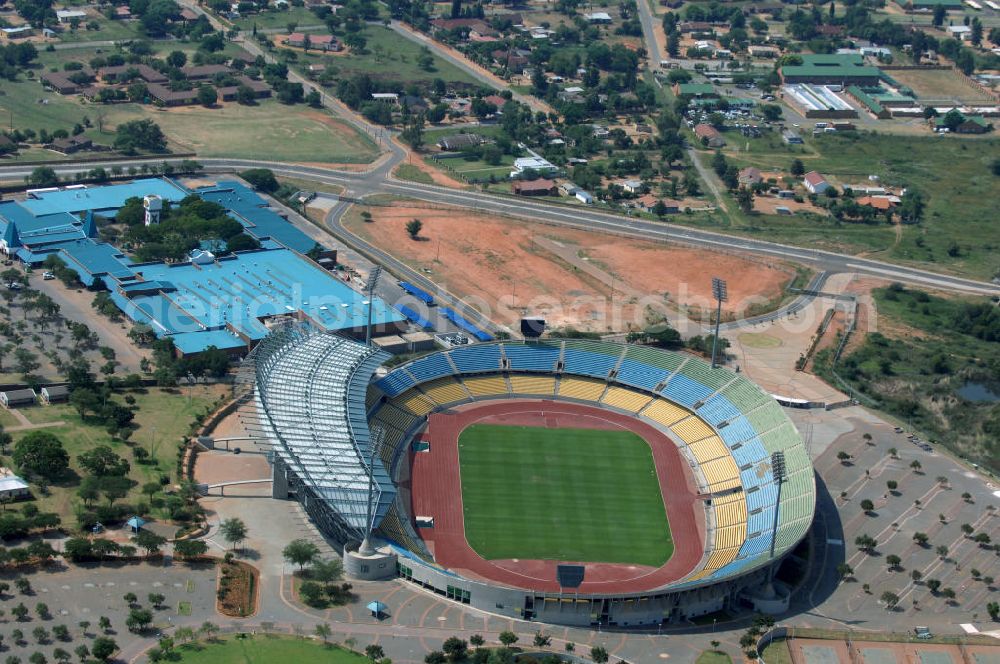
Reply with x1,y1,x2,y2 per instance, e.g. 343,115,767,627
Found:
710,277,727,369
359,425,385,556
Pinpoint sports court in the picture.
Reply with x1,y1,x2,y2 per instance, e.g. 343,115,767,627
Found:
789,638,1000,664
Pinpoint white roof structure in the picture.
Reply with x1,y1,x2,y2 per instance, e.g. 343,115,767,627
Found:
0,474,29,494
249,324,393,539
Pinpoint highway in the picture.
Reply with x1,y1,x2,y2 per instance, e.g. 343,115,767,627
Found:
2,156,997,298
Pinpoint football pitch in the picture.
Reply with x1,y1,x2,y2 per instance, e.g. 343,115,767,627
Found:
457,423,673,566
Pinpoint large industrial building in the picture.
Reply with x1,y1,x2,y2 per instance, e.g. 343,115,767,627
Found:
0,178,404,355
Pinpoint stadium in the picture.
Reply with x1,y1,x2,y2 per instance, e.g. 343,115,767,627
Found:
243,324,816,627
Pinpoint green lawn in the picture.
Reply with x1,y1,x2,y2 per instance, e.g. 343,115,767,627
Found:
57,16,142,42
231,6,326,31
695,651,734,664
458,423,672,566
293,24,484,88
173,636,368,663
758,639,793,664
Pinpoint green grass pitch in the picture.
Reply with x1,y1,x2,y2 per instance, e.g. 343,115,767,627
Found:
458,424,673,566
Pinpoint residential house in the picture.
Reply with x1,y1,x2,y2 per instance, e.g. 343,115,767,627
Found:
634,195,680,214
147,83,198,106
559,182,581,196
738,167,763,186
114,6,133,19
934,114,992,134
511,156,558,177
40,385,70,404
48,136,94,154
584,11,613,23
0,470,30,501
41,70,90,95
748,45,780,58
856,195,899,210
286,32,341,51
618,180,644,194
0,389,36,409
217,76,272,101
803,171,831,194
371,92,399,104
100,64,168,84
694,123,725,148
0,26,34,40
181,64,232,80
56,9,88,23
782,130,803,144
575,190,594,204
512,179,557,196
179,7,199,21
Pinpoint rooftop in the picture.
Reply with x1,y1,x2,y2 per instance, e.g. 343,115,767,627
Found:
20,178,188,217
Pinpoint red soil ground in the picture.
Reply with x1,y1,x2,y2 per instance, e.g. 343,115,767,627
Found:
408,400,705,593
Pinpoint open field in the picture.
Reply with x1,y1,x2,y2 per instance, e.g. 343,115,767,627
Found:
292,24,484,88
57,15,141,42
172,636,368,663
230,5,326,31
342,200,793,332
0,74,378,163
458,423,672,566
11,385,228,523
885,68,994,102
724,133,1000,280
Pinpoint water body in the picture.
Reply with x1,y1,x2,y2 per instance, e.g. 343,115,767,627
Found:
957,382,1000,403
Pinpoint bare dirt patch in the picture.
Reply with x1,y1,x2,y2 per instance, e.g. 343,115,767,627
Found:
345,201,793,332
754,195,827,216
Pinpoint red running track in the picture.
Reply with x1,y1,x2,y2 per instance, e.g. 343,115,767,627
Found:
408,400,705,593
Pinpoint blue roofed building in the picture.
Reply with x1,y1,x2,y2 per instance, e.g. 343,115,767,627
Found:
0,178,405,356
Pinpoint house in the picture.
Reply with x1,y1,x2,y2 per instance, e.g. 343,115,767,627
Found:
48,136,93,154
40,385,70,404
634,194,680,214
56,9,88,23
948,25,971,40
286,32,341,51
483,94,507,109
816,24,845,37
575,190,594,204
0,389,36,409
584,11,613,23
41,70,88,95
619,180,644,194
856,195,899,210
511,156,558,177
559,182,581,196
179,7,199,21
146,83,198,106
592,125,610,138
694,123,725,148
803,171,831,194
934,114,992,134
217,76,272,101
437,133,485,151
371,92,399,104
0,26,34,40
0,470,30,501
512,179,557,196
0,135,16,154
782,130,803,144
492,49,529,71
738,167,763,186
429,18,496,36
673,83,717,98
100,64,168,84
114,6,133,19
181,64,232,80
749,45,780,58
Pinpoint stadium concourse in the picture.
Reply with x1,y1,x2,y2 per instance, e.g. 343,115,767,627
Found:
247,325,816,628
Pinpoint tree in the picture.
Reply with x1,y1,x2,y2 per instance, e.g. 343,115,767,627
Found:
860,499,875,513
28,167,59,187
443,636,468,661
239,168,279,193
897,189,925,224
855,534,877,554
836,562,854,579
197,85,217,108
910,460,922,472
405,219,423,240
314,623,331,644
470,634,485,648
591,646,609,663
74,645,89,661
790,159,805,177
498,631,518,647
126,608,153,633
174,539,209,559
913,532,929,546
837,451,851,463
886,554,902,570
311,557,344,585
425,653,446,664
78,446,129,477
283,539,320,570
988,602,999,620
298,581,325,607
365,644,385,661
13,431,69,481
113,119,167,154
886,480,898,493
148,593,165,608
961,523,975,536
166,50,187,68
880,591,899,610
936,545,949,559
91,636,117,661
932,3,945,25
220,518,248,550
735,186,754,213
98,616,112,633
911,569,923,582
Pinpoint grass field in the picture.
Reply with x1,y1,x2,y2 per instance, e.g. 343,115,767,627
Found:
458,423,672,566
172,636,367,663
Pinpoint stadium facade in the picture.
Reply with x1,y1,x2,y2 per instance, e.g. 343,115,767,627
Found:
246,326,816,627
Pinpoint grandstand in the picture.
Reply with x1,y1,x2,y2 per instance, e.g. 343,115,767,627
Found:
249,332,815,627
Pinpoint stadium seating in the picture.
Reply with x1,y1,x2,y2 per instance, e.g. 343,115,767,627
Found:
375,370,417,397
366,386,384,412
420,377,470,406
376,402,421,432
396,392,437,417
509,374,557,396
462,375,511,398
679,360,732,392
687,436,730,464
615,359,672,392
661,374,714,409
671,416,715,444
449,344,503,374
601,386,653,413
556,377,607,402
406,353,458,384
562,344,621,379
503,343,561,372
640,399,688,428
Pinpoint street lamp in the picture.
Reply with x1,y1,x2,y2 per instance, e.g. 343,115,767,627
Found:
710,277,727,369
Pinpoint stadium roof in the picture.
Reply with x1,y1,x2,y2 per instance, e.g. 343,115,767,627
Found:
250,325,394,538
19,178,188,217
194,181,321,253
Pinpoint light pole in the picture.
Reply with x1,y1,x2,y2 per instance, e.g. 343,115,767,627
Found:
364,265,382,347
710,277,727,369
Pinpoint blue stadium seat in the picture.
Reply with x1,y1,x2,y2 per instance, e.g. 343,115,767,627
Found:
697,394,742,425
375,370,416,397
616,359,671,391
405,353,455,383
661,374,714,408
503,343,560,372
449,344,503,374
563,349,618,378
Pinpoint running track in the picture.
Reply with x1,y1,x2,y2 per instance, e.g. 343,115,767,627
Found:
409,400,705,594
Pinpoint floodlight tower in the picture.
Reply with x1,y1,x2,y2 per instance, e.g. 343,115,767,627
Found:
710,277,728,369
359,424,386,556
768,450,787,562
364,265,382,347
